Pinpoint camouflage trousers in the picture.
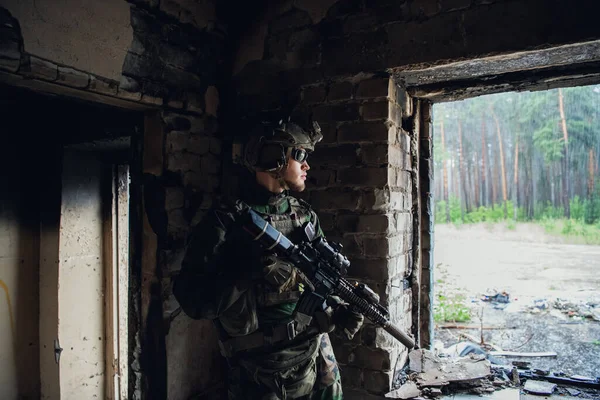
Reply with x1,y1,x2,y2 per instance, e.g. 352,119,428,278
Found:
228,334,343,400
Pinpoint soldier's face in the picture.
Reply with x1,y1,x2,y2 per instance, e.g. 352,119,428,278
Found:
283,147,310,192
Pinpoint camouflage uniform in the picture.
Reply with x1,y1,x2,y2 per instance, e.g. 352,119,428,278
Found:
174,181,344,400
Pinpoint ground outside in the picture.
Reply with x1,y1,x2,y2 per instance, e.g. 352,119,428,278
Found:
417,222,600,400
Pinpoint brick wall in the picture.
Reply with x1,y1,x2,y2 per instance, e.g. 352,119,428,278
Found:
302,77,416,399
231,0,600,397
234,69,418,397
3,0,600,398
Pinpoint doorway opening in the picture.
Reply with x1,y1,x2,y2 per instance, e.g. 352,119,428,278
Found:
0,84,142,399
430,85,600,386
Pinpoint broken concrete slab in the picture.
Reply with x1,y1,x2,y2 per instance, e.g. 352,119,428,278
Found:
523,379,557,395
413,349,492,387
385,381,421,399
409,349,423,373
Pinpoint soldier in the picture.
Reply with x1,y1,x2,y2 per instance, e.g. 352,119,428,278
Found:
173,119,364,399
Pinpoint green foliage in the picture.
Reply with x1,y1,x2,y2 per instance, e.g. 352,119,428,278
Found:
432,84,600,243
435,199,600,244
434,293,472,323
584,187,600,224
435,200,447,224
533,122,564,163
562,219,574,235
570,196,585,221
448,197,462,224
535,202,564,220
506,220,516,230
541,217,556,233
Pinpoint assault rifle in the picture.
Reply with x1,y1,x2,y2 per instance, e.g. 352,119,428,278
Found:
241,208,415,349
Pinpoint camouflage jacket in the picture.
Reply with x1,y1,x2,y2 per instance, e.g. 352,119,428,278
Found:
173,182,324,337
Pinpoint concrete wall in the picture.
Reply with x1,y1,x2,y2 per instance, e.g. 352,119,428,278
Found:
1,0,227,398
1,0,132,81
0,148,41,400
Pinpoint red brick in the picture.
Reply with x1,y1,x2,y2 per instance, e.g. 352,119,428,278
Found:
167,152,200,172
201,154,220,174
310,144,359,167
307,169,336,187
356,77,390,99
362,235,404,257
351,347,393,371
313,103,360,122
363,370,392,394
360,144,389,165
338,122,391,143
341,234,363,257
361,101,390,120
183,171,219,191
311,188,362,211
316,211,336,231
302,85,326,104
340,366,362,389
348,257,392,281
328,81,354,101
338,167,388,187
318,123,337,144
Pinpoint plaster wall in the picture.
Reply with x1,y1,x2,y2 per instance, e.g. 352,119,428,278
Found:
0,178,40,399
56,151,106,398
0,0,132,80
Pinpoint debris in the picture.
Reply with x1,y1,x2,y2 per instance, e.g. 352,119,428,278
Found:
457,333,503,351
440,342,503,365
409,349,423,373
533,299,548,310
532,369,549,376
437,323,509,330
566,387,581,396
591,307,600,321
385,381,421,399
512,361,530,369
482,291,510,304
523,379,556,395
490,351,557,358
571,374,596,381
412,349,492,388
511,367,520,386
423,387,443,397
552,297,600,321
519,370,600,389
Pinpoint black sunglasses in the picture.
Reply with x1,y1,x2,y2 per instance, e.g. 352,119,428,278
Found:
290,148,310,163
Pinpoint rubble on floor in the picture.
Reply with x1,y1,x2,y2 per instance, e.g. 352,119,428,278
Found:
386,344,600,399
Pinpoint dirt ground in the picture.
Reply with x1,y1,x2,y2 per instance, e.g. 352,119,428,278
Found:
432,222,600,379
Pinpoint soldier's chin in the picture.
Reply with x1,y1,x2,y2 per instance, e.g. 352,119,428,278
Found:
286,180,306,192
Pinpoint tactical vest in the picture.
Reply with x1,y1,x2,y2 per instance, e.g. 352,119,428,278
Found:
218,195,319,358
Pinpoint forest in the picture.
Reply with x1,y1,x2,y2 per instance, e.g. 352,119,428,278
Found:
432,84,600,238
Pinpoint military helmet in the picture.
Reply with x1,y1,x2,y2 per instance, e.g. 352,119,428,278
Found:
240,119,323,173
268,120,322,152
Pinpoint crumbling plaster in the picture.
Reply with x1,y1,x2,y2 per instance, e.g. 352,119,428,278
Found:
1,0,132,81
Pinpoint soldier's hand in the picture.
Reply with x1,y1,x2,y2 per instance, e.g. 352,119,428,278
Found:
261,255,297,291
328,296,364,340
